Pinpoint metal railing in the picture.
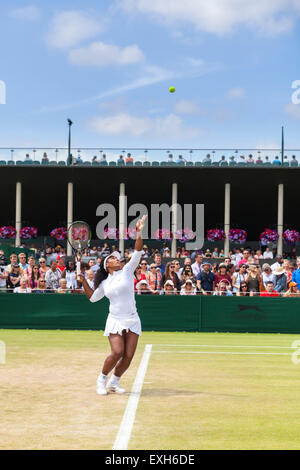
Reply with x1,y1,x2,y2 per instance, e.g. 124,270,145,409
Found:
0,148,299,167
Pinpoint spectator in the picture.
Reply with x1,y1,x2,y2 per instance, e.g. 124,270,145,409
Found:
32,278,50,294
0,251,8,291
284,260,294,285
180,279,197,295
256,155,263,164
25,153,32,163
236,282,253,297
76,154,83,164
162,261,181,292
7,264,22,291
196,261,215,295
136,279,153,295
173,260,181,281
260,281,279,297
100,243,111,258
167,153,174,163
179,247,189,258
212,248,219,258
154,253,165,275
247,154,254,163
88,259,96,269
45,260,62,290
163,280,177,295
238,249,250,268
140,260,148,277
42,152,49,163
204,249,212,258
19,253,28,270
245,265,261,295
180,265,196,286
254,250,263,260
176,155,186,164
191,254,203,278
291,155,298,164
292,257,300,290
134,265,146,291
24,256,36,278
283,282,300,297
86,270,95,289
214,263,232,288
147,264,162,292
273,266,287,293
63,260,77,289
57,278,71,294
213,280,233,296
262,263,275,288
117,155,125,165
126,153,134,163
39,258,49,276
202,154,211,164
163,247,171,258
141,245,149,259
272,156,281,165
56,255,66,273
14,276,31,294
30,264,41,289
219,249,225,258
263,247,274,259
100,154,108,165
7,253,19,271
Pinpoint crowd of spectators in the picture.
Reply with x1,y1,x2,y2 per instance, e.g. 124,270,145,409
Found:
0,243,300,297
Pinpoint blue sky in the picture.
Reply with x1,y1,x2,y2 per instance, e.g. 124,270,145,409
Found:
0,0,300,151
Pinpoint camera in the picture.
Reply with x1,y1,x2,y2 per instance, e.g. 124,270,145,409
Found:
0,255,8,267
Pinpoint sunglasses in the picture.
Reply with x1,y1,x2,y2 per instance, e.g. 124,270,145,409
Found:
141,263,147,266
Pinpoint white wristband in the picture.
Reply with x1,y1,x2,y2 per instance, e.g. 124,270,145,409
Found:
136,231,142,238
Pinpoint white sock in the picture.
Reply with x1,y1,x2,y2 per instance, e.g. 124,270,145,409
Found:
98,373,107,384
110,374,120,385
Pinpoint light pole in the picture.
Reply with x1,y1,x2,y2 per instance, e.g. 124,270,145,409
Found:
67,119,73,165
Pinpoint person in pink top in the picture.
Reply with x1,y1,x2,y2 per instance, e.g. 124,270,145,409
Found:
238,249,251,268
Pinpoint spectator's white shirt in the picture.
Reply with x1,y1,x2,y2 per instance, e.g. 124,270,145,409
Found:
0,265,8,287
14,287,31,293
66,270,77,289
235,252,243,262
191,262,203,278
263,251,273,259
263,272,275,288
87,279,94,289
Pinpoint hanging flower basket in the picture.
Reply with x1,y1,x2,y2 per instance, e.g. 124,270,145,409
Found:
0,226,16,239
154,229,173,241
260,228,278,245
50,227,67,241
283,229,300,245
229,228,247,244
207,228,225,242
174,227,196,242
20,227,38,239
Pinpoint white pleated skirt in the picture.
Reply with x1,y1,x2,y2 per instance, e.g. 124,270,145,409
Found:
104,313,142,337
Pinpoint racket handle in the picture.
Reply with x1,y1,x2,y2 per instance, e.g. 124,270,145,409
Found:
76,261,81,276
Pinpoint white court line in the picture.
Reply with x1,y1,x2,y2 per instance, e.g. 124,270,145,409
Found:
113,344,152,451
155,344,295,349
153,350,291,356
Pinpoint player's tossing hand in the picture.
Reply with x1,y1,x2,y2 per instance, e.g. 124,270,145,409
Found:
136,215,147,233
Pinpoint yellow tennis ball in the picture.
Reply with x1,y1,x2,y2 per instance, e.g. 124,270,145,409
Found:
169,86,175,93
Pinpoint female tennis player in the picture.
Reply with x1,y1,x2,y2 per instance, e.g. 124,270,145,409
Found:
80,215,147,395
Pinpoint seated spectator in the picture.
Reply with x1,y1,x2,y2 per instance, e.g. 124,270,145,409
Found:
19,253,28,270
272,156,281,165
14,276,31,293
265,156,270,163
191,254,203,278
100,154,108,165
163,247,171,258
117,155,125,165
134,265,146,291
63,260,77,289
86,269,95,289
247,154,254,163
284,260,294,285
262,263,275,288
92,155,99,164
214,263,232,287
146,264,162,292
56,255,66,273
236,282,253,297
245,265,261,295
126,153,134,163
32,278,51,293
273,266,287,293
260,281,279,297
291,155,298,164
176,155,186,164
57,278,71,294
219,155,227,165
204,249,212,258
213,280,233,296
283,282,300,297
154,253,165,275
212,248,219,258
238,249,251,267
180,264,196,286
25,153,32,163
42,152,49,163
39,257,49,276
263,247,273,259
7,253,19,272
76,154,83,164
136,279,153,295
229,156,236,164
162,261,181,291
219,249,225,258
291,257,300,290
30,264,41,289
45,260,62,290
167,153,174,163
7,264,22,291
140,260,148,277
23,256,36,277
88,259,96,269
180,279,197,295
202,154,211,164
196,261,215,295
163,280,177,295
0,251,8,291
254,250,263,260
256,156,263,164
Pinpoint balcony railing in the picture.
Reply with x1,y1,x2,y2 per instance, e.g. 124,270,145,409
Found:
0,148,299,167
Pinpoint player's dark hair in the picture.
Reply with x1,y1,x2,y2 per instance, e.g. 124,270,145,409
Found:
94,258,108,289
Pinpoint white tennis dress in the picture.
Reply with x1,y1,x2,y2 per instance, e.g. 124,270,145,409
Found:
90,250,142,336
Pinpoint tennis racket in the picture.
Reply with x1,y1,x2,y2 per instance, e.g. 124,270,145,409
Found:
67,221,92,275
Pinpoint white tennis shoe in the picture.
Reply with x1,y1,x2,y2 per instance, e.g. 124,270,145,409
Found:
107,384,126,394
96,377,108,395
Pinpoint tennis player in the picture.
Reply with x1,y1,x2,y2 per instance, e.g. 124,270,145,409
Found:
80,215,147,395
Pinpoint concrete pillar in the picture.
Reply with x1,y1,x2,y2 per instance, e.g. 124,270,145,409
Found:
15,182,22,248
277,184,284,257
119,183,126,256
224,183,231,257
67,182,73,256
171,183,178,258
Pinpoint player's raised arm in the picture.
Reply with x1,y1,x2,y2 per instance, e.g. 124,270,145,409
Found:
124,216,147,273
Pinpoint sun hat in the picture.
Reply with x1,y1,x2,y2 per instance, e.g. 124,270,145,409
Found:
289,282,298,288
136,279,149,289
164,280,174,287
103,251,121,272
274,266,285,275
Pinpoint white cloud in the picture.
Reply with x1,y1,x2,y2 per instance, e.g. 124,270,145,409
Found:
9,5,41,21
45,11,103,49
119,0,300,35
88,112,203,138
69,41,144,66
284,103,300,119
174,99,201,115
227,87,246,98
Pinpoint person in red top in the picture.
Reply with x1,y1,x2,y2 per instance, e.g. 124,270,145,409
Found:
56,255,66,273
214,263,231,288
260,281,279,297
133,265,146,291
